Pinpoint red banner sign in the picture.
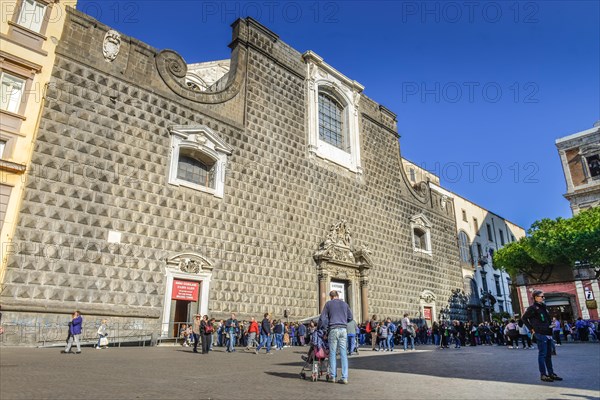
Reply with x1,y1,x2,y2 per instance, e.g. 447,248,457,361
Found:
423,307,432,320
172,280,199,301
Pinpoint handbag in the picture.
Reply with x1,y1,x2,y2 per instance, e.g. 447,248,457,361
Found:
314,347,326,359
99,336,109,346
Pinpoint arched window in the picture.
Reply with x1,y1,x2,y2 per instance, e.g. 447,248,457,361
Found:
176,151,215,189
304,51,363,175
410,214,432,255
168,125,232,198
458,231,473,265
318,92,345,150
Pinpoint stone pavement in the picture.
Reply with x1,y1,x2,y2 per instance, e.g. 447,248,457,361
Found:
1,342,599,400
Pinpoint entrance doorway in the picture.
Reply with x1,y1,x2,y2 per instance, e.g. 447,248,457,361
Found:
423,306,433,327
161,253,214,339
546,297,574,322
173,300,191,337
330,280,349,304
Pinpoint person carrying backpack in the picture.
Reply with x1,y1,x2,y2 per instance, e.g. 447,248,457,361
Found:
386,318,396,351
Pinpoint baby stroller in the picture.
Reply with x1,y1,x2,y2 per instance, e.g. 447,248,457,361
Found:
299,329,330,382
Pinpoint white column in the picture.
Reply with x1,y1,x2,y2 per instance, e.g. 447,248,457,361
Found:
519,286,530,314
575,281,590,319
591,280,600,301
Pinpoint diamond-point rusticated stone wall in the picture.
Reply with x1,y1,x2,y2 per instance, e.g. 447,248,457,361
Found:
1,9,464,342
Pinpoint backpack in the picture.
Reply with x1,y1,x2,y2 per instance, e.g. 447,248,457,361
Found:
388,323,397,334
366,322,372,333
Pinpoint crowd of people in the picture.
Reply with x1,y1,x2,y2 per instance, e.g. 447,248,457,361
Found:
176,314,599,354
59,309,599,357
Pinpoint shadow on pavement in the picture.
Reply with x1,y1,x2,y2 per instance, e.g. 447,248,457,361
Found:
264,371,305,380
547,396,600,400
276,345,599,391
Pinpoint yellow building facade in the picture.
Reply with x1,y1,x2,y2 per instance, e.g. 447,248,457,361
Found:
0,0,77,286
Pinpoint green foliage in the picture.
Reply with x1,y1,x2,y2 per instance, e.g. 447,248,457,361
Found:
494,207,600,277
491,312,511,322
493,238,541,276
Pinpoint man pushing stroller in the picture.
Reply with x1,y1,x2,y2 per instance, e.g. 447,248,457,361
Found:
318,290,353,384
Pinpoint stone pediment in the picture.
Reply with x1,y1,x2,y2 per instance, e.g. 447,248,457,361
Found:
313,220,373,270
169,125,233,157
166,253,213,274
314,219,355,265
410,213,432,228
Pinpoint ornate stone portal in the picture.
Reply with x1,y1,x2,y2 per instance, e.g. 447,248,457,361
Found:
313,220,372,322
160,253,214,337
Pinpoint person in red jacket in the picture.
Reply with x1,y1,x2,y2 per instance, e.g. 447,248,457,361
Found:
246,317,260,351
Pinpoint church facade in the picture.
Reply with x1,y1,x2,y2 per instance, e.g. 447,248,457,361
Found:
1,9,465,342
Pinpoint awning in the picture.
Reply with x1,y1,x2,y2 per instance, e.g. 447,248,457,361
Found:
297,315,320,324
545,298,570,306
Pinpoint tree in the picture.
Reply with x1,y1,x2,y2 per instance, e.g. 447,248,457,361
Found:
494,207,600,280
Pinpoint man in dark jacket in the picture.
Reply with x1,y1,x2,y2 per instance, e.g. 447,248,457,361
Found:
298,322,307,346
522,290,563,382
318,290,353,384
255,313,272,354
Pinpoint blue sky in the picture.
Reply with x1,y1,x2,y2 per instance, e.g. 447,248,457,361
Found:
76,0,600,230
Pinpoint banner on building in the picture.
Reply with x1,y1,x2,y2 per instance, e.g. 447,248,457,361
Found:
423,307,432,320
172,280,199,301
330,281,346,302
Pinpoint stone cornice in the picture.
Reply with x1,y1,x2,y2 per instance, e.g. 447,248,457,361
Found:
0,49,43,72
303,50,364,93
0,159,27,174
361,113,400,138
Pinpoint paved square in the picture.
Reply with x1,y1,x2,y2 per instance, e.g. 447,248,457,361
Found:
1,343,599,399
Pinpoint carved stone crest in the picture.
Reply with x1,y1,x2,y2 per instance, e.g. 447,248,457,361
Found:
178,258,202,274
166,252,213,274
325,219,352,248
103,30,121,62
189,133,207,145
420,290,437,304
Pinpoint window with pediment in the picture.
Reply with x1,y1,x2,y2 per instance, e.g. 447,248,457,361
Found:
410,214,432,255
168,125,232,198
304,51,364,175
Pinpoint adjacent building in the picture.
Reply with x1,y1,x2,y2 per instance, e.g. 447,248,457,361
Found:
1,0,77,288
556,122,600,214
512,123,600,323
402,160,527,322
0,9,468,344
